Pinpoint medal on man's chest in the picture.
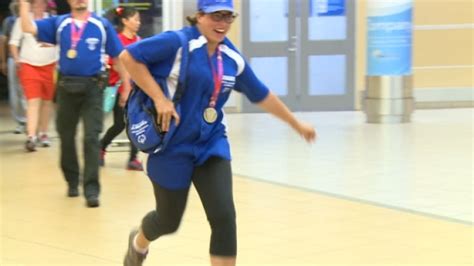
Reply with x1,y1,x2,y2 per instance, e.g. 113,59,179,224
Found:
67,49,77,59
68,15,90,60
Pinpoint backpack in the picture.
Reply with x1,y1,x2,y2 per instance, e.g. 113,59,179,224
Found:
124,30,189,154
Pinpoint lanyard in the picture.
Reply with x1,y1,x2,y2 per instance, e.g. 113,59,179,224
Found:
70,13,90,50
208,48,223,108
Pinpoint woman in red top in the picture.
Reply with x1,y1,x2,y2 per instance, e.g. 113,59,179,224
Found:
100,6,142,170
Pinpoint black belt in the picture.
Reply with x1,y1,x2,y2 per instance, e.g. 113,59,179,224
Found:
58,71,109,89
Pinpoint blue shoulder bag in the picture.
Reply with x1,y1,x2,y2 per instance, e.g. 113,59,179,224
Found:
124,30,189,154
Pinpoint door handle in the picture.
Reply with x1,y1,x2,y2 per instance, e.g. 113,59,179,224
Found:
289,35,298,52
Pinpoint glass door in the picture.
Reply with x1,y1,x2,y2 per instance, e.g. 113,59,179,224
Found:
241,0,355,112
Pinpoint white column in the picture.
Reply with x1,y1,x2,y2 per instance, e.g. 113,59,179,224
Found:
163,0,184,31
88,0,94,12
87,0,102,14
95,0,103,16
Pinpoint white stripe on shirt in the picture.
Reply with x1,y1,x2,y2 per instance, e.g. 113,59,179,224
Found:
220,44,245,76
189,35,207,52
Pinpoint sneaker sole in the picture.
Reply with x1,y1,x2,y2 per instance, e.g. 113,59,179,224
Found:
26,145,37,152
86,198,100,208
127,167,143,171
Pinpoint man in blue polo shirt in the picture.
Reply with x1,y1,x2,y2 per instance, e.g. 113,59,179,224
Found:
19,0,130,207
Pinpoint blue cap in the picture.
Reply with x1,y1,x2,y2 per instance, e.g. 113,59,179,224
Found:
198,0,234,13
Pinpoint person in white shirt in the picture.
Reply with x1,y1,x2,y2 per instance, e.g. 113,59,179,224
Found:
9,0,57,152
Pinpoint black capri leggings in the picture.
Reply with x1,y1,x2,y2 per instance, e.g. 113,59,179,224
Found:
141,156,237,256
100,93,138,161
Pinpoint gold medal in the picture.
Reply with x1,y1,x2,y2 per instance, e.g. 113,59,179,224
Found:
67,49,77,59
203,107,218,124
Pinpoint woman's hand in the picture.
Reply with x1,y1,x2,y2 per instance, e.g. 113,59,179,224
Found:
119,50,179,131
293,121,317,143
257,92,317,144
14,58,21,69
154,98,180,132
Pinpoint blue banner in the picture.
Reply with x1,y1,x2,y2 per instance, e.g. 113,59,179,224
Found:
367,1,413,76
310,0,345,17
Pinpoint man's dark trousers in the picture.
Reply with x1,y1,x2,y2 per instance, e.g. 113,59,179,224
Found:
56,79,103,199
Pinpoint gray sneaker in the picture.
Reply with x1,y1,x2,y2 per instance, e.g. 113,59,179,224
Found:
25,136,37,152
14,124,25,134
38,133,51,147
124,229,147,266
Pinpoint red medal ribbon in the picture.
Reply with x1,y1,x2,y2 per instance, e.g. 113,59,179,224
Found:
208,47,223,108
70,13,90,51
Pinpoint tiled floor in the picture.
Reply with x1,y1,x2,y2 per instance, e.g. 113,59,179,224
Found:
226,108,473,224
0,104,472,265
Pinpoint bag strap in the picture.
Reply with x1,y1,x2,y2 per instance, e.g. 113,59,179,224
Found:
171,30,189,104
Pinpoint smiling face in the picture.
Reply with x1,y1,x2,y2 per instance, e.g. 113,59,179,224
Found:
197,11,235,46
